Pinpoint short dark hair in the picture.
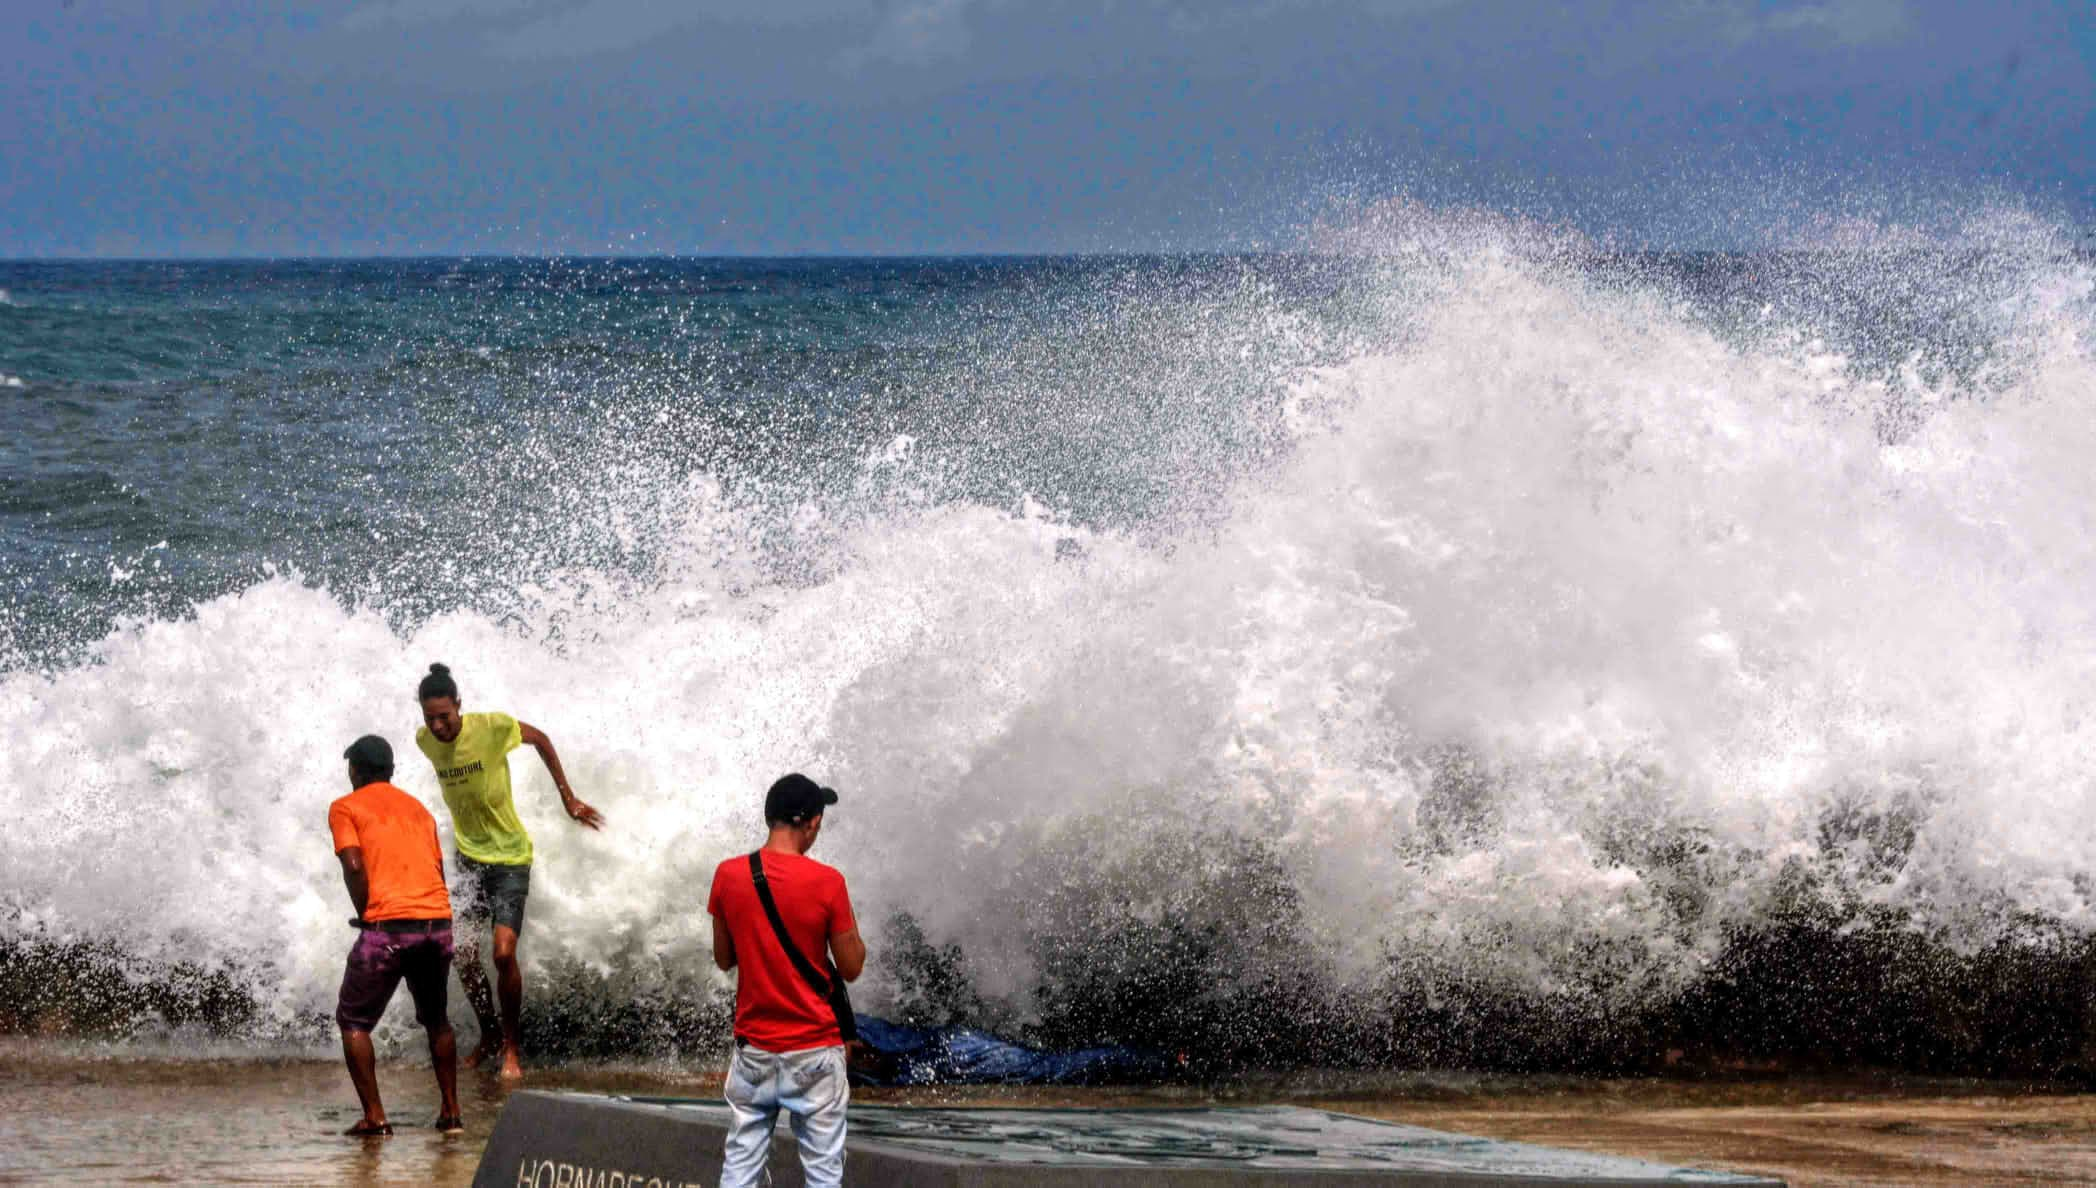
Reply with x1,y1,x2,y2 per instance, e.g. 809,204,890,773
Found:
349,759,394,786
418,662,459,702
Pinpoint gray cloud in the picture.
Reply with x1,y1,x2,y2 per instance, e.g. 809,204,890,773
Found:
1764,0,1915,46
844,0,978,67
340,0,542,33
482,0,709,59
343,0,866,57
6,0,2084,255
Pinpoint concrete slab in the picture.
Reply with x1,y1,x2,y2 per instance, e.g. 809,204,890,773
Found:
474,1091,1784,1187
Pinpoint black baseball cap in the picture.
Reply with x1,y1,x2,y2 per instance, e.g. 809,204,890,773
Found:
765,773,838,825
343,734,394,772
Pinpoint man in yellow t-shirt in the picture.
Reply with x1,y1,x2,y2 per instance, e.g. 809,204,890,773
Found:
413,662,604,1080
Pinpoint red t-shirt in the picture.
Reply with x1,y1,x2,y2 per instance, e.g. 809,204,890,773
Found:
707,849,857,1052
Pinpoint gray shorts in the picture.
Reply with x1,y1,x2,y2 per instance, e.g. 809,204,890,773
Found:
451,854,531,934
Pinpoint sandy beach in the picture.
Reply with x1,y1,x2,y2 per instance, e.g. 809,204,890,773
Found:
6,1039,2093,1185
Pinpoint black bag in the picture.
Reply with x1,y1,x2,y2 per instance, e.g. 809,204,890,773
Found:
747,851,858,1043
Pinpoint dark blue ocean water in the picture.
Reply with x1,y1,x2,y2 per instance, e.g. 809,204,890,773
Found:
3,250,2057,670
0,256,1378,666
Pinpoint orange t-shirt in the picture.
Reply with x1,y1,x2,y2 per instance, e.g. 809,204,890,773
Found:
327,781,452,923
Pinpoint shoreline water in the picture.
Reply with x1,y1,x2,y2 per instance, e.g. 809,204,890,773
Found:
6,1039,2095,1185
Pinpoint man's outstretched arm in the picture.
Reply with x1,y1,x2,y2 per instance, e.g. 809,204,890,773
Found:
518,721,604,829
338,847,370,922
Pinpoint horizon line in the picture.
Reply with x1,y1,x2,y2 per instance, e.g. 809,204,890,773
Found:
11,243,2089,266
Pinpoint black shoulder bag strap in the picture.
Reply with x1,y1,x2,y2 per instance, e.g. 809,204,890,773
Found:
747,851,858,1043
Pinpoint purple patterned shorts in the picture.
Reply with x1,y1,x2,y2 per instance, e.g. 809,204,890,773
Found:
335,923,454,1032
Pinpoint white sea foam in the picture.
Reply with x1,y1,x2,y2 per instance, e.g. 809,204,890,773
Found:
3,209,2094,1048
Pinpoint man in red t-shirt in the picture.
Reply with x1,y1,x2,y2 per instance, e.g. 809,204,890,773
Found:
706,773,865,1188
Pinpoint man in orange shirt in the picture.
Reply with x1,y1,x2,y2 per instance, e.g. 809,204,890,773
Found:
329,735,462,1138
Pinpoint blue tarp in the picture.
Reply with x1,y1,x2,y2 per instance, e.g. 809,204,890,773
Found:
852,1017,1174,1087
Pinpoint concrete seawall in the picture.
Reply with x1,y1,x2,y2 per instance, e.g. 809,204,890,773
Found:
473,1092,1785,1186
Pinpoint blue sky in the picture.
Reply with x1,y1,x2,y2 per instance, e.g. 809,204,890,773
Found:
3,0,2090,255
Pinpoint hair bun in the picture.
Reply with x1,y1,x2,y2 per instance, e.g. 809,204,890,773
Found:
416,663,461,702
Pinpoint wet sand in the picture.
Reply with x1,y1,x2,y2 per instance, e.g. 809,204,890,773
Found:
5,1039,2094,1185
1327,1082,2096,1185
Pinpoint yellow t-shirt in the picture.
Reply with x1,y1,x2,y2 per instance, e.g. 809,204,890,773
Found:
416,711,533,866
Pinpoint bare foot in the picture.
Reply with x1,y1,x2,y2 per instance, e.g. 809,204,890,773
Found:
498,1046,524,1081
464,1039,500,1070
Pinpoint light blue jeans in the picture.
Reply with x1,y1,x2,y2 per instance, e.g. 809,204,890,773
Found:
720,1042,848,1188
